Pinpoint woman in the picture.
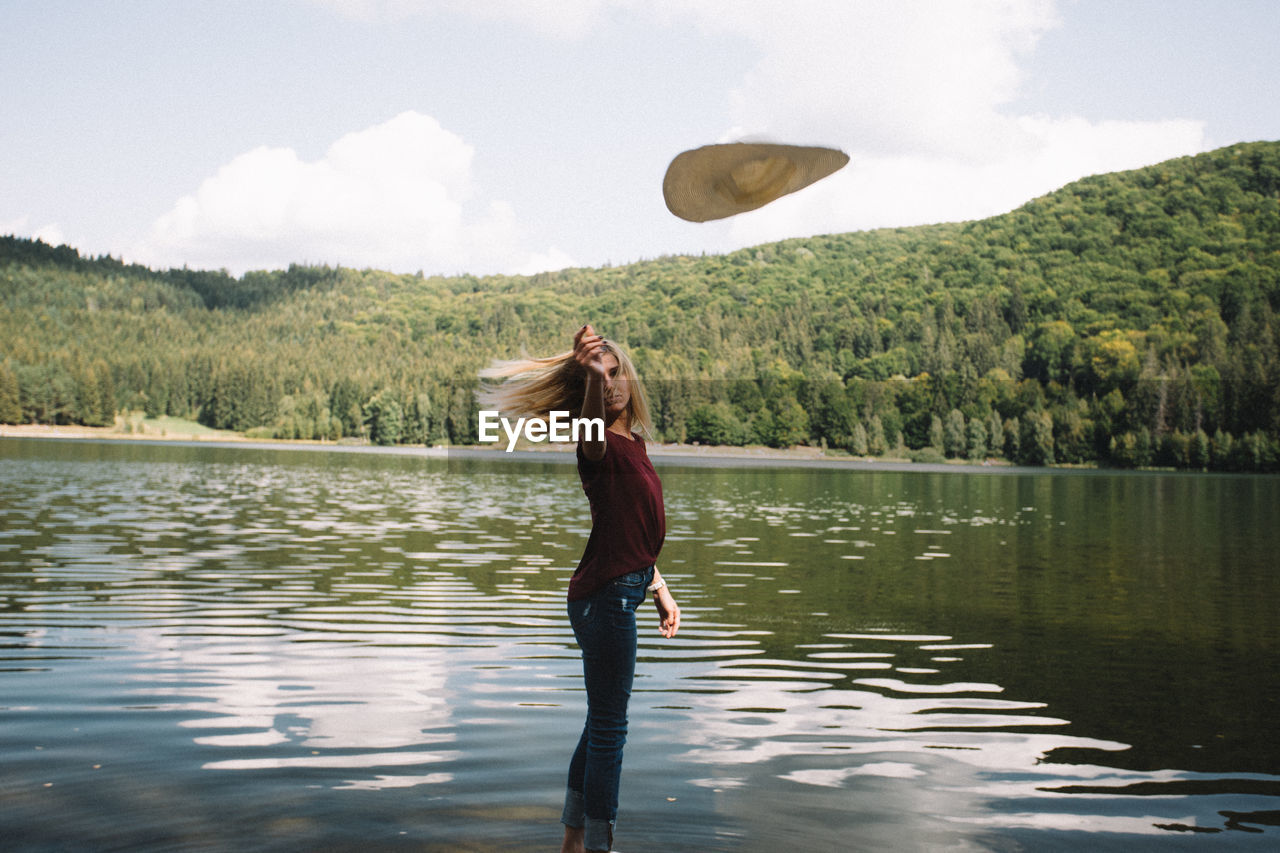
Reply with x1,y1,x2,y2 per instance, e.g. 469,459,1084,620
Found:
480,324,680,853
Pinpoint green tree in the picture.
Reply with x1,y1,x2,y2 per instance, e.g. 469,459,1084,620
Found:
1019,411,1055,466
986,409,1004,457
1088,330,1142,391
813,381,856,449
750,410,776,447
1211,429,1234,470
768,396,810,448
1109,432,1136,468
1134,427,1154,467
1161,430,1191,468
1026,320,1076,383
365,390,403,446
2,141,1279,462
402,392,433,445
924,413,943,451
1189,428,1211,469
274,394,301,439
943,409,966,458
0,363,22,423
867,414,888,456
850,421,869,455
687,402,746,446
94,362,116,426
299,391,331,441
1004,417,1021,462
1053,405,1089,464
1116,427,1157,468
966,416,987,461
330,378,364,438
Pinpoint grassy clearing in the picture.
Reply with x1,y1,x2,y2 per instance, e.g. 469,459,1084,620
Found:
119,413,236,438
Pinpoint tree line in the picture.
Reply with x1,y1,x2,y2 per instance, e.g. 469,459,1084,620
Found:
2,140,1278,471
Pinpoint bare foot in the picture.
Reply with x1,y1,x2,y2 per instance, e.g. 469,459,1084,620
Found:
560,825,585,853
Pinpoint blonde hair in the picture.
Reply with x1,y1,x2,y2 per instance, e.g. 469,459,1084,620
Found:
478,340,653,436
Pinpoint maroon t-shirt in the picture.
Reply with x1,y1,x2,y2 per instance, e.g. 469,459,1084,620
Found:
567,428,666,601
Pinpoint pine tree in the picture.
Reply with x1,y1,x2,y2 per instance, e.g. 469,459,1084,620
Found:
365,390,403,446
1190,428,1211,469
95,362,116,426
967,417,987,461
1004,417,1021,462
850,421,869,456
0,363,22,423
867,414,888,456
929,414,944,450
986,409,1004,457
943,409,966,458
1019,411,1055,466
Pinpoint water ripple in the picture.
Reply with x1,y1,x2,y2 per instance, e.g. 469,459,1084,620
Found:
2,442,1279,849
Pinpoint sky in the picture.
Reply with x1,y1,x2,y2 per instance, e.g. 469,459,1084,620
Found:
2,0,1278,278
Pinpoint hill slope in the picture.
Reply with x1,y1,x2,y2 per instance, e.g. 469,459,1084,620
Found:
2,141,1278,469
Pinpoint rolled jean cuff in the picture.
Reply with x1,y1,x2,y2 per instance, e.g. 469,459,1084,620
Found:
561,788,585,828
584,816,615,852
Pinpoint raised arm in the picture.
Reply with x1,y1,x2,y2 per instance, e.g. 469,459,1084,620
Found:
573,324,608,461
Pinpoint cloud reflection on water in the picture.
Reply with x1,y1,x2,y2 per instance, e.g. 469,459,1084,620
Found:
3,443,1279,847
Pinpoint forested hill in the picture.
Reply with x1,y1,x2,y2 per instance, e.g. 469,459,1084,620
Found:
2,141,1279,470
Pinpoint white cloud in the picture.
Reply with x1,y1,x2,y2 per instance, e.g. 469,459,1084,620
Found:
512,246,577,276
449,0,607,39
309,2,1212,236
676,0,1061,158
2,215,67,248
310,0,606,38
135,2,1218,276
649,0,1209,245
724,115,1207,247
132,112,565,276
362,0,1211,252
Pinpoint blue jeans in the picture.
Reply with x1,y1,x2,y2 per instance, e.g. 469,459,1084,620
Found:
561,566,654,851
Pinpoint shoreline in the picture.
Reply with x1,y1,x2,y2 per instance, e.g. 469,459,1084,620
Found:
0,422,259,442
3,423,1250,476
0,421,1024,472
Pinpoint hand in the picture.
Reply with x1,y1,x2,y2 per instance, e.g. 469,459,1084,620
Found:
572,324,607,379
654,586,680,638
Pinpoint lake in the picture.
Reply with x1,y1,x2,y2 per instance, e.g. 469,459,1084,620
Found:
1,438,1278,851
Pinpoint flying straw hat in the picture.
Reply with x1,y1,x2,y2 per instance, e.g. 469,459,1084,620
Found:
662,142,849,222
